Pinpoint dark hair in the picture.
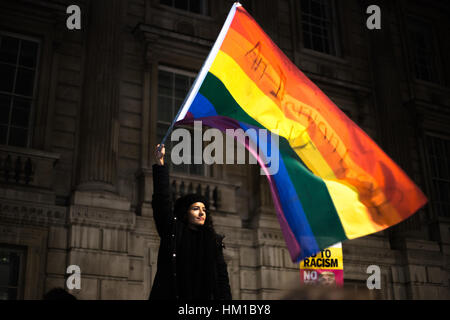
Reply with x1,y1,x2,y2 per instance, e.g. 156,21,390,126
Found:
174,193,217,235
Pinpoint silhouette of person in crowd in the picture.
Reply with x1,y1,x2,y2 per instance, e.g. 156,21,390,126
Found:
43,288,77,300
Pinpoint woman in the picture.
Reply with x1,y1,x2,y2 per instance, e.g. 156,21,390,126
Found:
149,144,232,300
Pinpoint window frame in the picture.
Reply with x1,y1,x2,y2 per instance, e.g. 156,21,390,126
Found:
156,65,210,177
159,0,210,16
0,244,27,300
299,0,341,57
406,16,443,85
0,31,41,148
422,133,450,219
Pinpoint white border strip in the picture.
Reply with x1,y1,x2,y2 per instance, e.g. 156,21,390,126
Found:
174,2,241,122
158,65,197,78
329,242,342,249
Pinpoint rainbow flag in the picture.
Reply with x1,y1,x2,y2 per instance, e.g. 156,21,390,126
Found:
173,3,427,262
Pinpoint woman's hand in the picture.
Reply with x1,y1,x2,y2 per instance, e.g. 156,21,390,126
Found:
155,144,165,166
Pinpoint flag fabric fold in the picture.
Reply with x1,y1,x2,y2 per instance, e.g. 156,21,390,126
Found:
173,3,427,262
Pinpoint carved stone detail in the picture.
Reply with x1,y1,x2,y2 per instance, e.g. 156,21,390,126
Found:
0,200,67,226
69,205,135,229
257,229,286,246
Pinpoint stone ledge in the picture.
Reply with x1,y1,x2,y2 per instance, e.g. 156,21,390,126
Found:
134,215,157,235
68,277,98,300
136,167,242,215
46,250,67,275
240,290,258,300
259,289,285,300
44,276,65,287
214,226,255,247
343,245,398,265
0,145,60,190
69,204,135,230
0,198,67,227
48,226,68,249
403,249,444,267
71,190,131,211
239,268,260,290
127,282,145,300
128,233,146,257
441,244,450,255
70,225,101,250
128,258,144,281
426,266,446,284
212,212,242,228
257,229,288,247
343,234,391,249
403,239,441,252
259,267,299,291
100,279,129,300
391,265,407,283
239,247,258,268
0,186,56,205
102,228,128,252
68,250,129,279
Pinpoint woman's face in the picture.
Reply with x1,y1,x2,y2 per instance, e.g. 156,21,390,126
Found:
187,202,207,226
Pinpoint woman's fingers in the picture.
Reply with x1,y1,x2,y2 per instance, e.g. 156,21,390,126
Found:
155,144,165,165
156,144,165,155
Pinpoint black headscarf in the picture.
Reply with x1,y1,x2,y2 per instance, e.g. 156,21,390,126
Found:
174,194,219,299
174,194,210,222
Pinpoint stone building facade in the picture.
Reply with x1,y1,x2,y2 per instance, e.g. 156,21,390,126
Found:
0,0,449,300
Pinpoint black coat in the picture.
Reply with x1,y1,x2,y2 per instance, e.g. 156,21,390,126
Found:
149,164,232,300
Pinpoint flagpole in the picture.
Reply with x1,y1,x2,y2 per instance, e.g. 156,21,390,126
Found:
157,2,241,151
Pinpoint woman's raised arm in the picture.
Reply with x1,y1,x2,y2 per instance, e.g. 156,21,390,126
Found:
152,144,173,237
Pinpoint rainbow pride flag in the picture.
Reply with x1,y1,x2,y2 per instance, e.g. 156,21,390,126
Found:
172,3,427,262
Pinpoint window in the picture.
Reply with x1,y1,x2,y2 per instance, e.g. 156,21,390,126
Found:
0,246,26,300
157,66,207,176
0,33,39,147
160,0,209,15
300,0,339,56
407,18,440,84
425,135,450,218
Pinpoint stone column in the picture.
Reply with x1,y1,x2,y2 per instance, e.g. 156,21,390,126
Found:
133,29,161,216
366,0,411,170
76,0,123,193
249,170,278,229
365,0,424,236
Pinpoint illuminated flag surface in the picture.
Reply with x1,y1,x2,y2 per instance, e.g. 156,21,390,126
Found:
173,2,428,262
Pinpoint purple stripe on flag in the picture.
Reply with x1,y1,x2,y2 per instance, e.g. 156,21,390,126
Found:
175,115,301,259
